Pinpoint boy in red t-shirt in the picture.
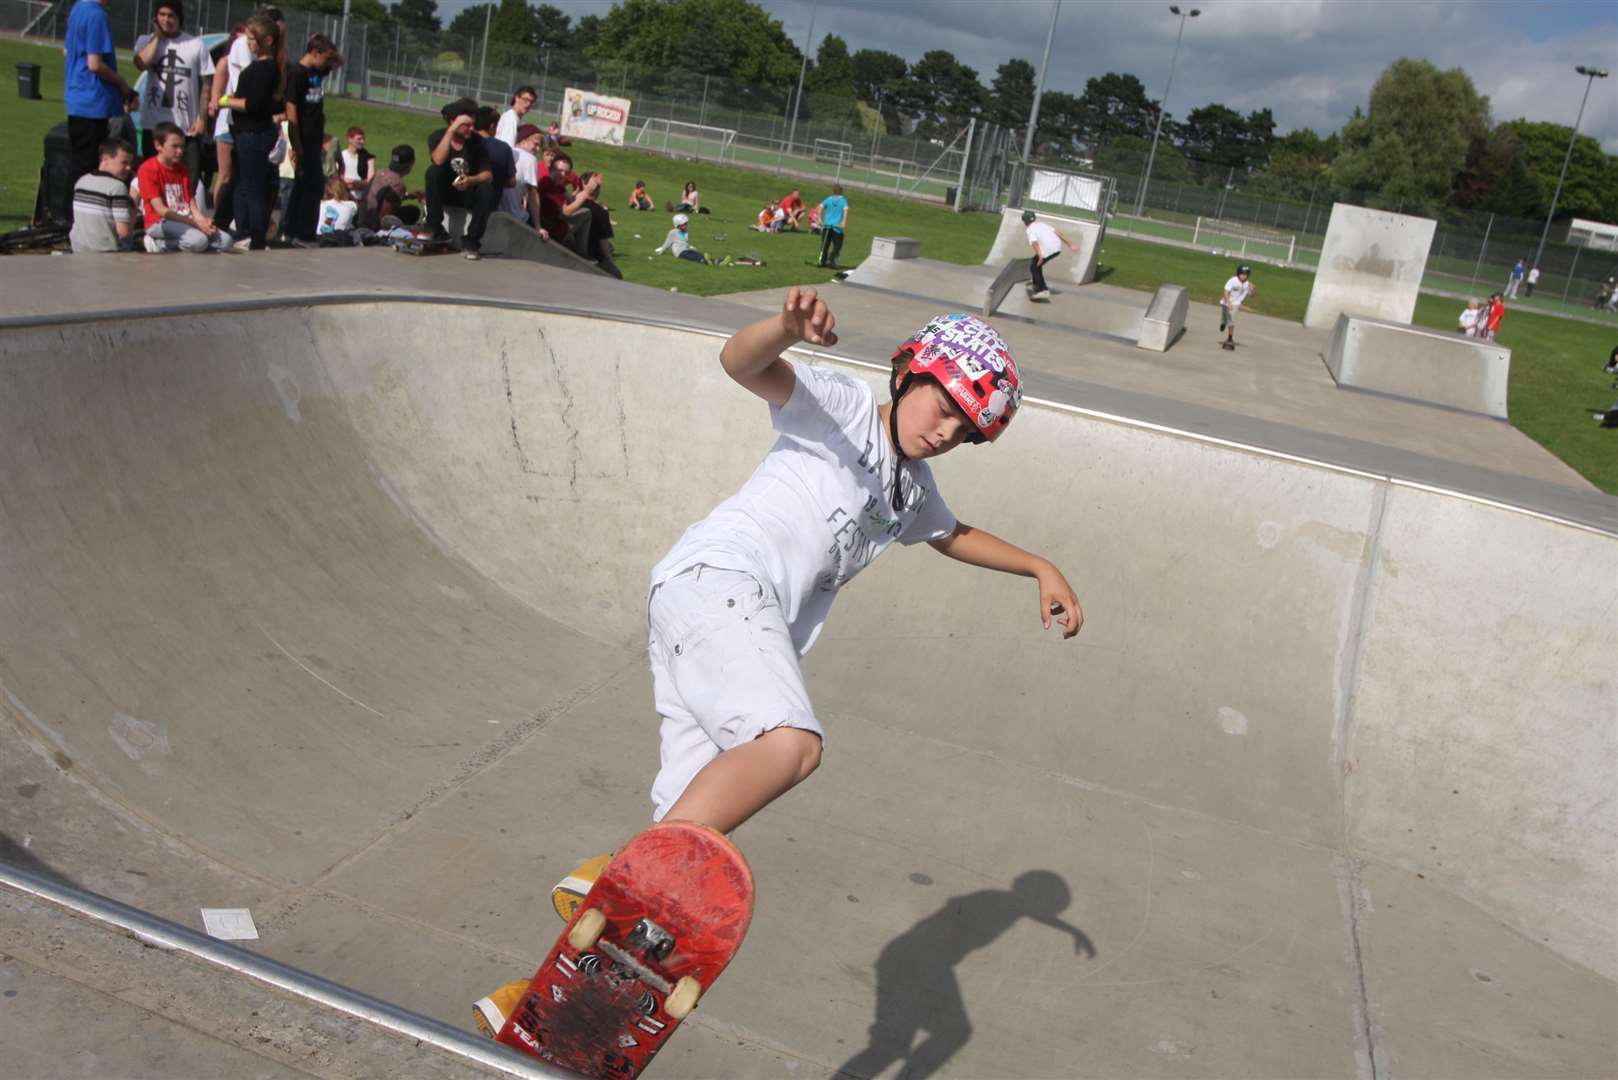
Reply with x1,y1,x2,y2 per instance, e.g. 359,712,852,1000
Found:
778,187,804,230
138,122,235,252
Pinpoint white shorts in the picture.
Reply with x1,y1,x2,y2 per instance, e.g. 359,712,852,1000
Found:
646,565,822,821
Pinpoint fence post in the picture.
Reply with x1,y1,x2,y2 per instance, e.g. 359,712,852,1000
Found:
1561,245,1581,304
698,74,708,127
358,22,368,100
1192,216,1200,246
390,23,399,105
1470,212,1493,290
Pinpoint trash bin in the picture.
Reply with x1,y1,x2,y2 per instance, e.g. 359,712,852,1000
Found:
16,62,42,100
944,185,958,206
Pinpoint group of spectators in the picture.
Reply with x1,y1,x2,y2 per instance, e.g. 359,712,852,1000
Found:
58,0,854,276
1457,294,1507,340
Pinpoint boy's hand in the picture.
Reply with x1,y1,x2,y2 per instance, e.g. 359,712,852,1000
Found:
1037,566,1083,639
780,287,838,347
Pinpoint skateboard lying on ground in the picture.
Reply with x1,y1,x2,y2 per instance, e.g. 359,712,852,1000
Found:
394,234,456,256
496,821,754,1078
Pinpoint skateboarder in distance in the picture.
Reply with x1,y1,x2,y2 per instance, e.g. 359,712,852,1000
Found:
474,288,1085,1033
1022,209,1078,301
1220,264,1255,350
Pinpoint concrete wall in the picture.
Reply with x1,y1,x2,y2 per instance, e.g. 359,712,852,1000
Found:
988,208,1101,285
1304,204,1436,329
1324,313,1511,418
1138,284,1189,351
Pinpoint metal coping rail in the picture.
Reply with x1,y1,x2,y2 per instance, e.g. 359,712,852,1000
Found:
0,862,568,1080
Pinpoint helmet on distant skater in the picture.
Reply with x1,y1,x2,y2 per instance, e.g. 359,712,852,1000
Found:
672,212,690,227
1021,209,1037,224
890,313,1022,445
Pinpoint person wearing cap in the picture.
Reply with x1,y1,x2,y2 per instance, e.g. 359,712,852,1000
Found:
1220,265,1256,351
283,32,344,243
1021,209,1078,301
362,144,420,229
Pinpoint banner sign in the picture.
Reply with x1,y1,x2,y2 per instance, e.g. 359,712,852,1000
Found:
561,88,632,146
1028,169,1103,213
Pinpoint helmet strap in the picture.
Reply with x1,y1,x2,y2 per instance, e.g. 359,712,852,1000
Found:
888,367,914,513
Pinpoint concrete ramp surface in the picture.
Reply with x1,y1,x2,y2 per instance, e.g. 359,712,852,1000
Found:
1,297,1614,1078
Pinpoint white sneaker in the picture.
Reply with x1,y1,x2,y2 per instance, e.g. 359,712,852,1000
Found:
1031,289,1051,300
142,233,163,253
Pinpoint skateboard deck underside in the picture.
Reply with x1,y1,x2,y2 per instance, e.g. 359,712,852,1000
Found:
496,822,753,1078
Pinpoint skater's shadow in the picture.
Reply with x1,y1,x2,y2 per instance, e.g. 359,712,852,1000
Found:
834,870,1094,1080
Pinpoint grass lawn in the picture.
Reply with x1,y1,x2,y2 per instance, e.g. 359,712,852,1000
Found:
4,35,1612,495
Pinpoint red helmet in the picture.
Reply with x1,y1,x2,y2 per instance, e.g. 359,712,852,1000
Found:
893,314,1022,443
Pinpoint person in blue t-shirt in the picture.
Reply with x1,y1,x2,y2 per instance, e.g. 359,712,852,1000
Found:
63,0,135,217
817,184,850,268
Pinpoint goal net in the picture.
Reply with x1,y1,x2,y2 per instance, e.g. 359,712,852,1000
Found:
813,138,853,166
633,118,738,162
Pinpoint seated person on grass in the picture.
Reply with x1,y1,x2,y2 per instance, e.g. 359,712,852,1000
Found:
339,126,375,199
137,122,236,252
70,137,136,253
362,144,422,229
778,187,804,229
317,174,359,240
628,179,653,210
752,199,781,232
653,212,722,265
577,170,621,280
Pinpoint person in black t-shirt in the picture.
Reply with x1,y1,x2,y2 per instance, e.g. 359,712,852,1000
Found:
473,106,514,193
283,32,342,244
221,12,285,249
576,170,620,279
421,101,498,259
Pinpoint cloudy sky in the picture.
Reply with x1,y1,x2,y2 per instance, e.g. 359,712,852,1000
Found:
458,0,1618,151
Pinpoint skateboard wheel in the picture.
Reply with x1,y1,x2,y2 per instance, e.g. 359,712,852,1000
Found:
664,976,702,1020
567,908,607,952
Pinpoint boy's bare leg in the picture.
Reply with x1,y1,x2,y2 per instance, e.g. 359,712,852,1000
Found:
663,727,822,835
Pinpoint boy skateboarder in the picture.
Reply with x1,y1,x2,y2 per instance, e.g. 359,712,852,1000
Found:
1220,265,1255,350
475,289,1084,1033
1021,209,1078,300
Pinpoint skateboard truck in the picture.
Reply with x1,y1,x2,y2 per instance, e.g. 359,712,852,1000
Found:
625,918,675,962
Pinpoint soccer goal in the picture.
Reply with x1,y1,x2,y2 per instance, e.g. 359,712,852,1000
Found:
812,138,854,166
1193,216,1297,264
633,118,738,163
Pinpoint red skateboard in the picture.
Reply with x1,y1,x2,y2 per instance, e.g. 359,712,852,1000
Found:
496,822,754,1077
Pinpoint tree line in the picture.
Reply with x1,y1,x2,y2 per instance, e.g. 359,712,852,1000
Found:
343,0,1614,223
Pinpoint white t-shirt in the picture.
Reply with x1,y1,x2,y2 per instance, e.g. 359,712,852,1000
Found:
495,108,521,146
1026,221,1063,259
1527,267,1540,284
1458,307,1480,332
1223,276,1254,308
501,145,538,221
214,35,253,138
136,32,214,132
317,199,357,234
652,360,957,655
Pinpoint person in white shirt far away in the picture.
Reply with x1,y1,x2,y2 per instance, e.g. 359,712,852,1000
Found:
1020,209,1078,301
1220,265,1256,351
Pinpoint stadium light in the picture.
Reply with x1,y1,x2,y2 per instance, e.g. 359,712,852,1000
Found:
1534,65,1609,268
1135,5,1200,217
1021,0,1063,164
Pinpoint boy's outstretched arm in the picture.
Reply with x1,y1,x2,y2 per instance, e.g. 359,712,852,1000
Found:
929,524,1083,639
720,287,839,406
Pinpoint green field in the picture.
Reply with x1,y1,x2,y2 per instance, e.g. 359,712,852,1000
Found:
3,36,1613,495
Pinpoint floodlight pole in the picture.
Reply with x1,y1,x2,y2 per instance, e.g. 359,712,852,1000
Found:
1532,64,1608,269
786,2,819,157
475,2,492,102
1021,0,1061,163
1136,4,1199,217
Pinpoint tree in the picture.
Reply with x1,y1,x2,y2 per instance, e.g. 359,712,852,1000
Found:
588,0,803,99
572,13,602,54
1245,127,1336,201
805,33,854,97
1496,119,1616,222
489,0,535,49
1177,103,1273,178
1034,89,1085,158
897,49,985,136
850,48,907,110
447,3,493,42
1073,72,1155,149
1094,134,1186,183
532,4,572,48
1330,58,1491,213
391,0,441,35
988,57,1035,133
